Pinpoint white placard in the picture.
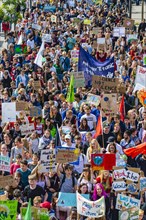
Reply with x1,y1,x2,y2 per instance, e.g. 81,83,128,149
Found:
40,149,56,173
113,27,125,37
42,34,52,43
2,102,16,123
97,38,105,44
32,23,41,31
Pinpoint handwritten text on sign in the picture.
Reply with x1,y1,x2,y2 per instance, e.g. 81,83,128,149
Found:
116,194,140,211
113,168,140,182
40,149,56,172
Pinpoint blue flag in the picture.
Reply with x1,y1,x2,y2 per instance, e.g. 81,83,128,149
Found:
78,46,114,86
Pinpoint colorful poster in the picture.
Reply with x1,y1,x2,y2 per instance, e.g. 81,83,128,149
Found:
57,193,90,207
77,192,105,217
30,106,42,117
71,50,79,63
91,154,116,170
140,177,146,191
116,194,140,211
56,147,79,164
101,93,117,116
14,44,27,54
0,155,10,172
119,207,139,220
2,102,16,123
0,200,18,220
83,19,91,25
86,93,101,106
40,149,56,173
20,207,48,220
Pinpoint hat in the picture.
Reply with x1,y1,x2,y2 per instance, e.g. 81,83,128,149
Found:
65,134,71,139
103,123,110,128
107,136,115,143
40,202,51,210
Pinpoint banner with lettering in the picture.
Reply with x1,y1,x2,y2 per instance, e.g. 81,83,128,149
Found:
76,192,105,218
112,167,140,194
78,46,114,86
0,200,18,220
40,149,56,172
119,207,139,220
116,194,140,210
91,154,116,170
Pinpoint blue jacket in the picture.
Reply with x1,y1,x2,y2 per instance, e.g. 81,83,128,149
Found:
16,74,29,88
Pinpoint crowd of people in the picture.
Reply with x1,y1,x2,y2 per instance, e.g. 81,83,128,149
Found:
0,0,146,219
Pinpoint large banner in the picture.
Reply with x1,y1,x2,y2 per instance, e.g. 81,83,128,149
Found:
76,192,105,218
78,47,114,86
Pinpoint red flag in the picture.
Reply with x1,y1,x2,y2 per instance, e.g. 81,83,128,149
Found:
94,115,102,138
119,95,125,122
124,142,146,158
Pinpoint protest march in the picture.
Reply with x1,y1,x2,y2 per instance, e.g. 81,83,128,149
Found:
0,0,146,219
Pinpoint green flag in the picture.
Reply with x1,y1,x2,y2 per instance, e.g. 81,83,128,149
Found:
24,199,32,220
66,74,74,103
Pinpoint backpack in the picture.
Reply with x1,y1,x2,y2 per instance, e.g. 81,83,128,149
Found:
59,173,75,191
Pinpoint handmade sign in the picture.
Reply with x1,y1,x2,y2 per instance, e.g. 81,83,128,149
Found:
0,200,18,220
116,194,140,211
86,93,101,106
30,106,42,117
123,18,135,28
42,34,52,43
113,27,125,37
61,126,71,134
56,147,79,164
119,207,139,220
20,124,35,136
135,66,146,88
83,19,91,25
32,80,41,91
91,27,100,35
137,89,146,107
0,175,13,188
57,192,90,207
101,93,117,116
73,18,81,24
92,75,119,92
97,38,105,44
2,102,16,123
112,167,140,194
72,71,85,88
21,207,48,220
117,82,126,94
91,154,116,170
77,192,105,218
71,50,79,63
0,155,10,172
126,34,138,43
44,5,56,12
140,177,146,191
16,101,29,111
40,149,56,173
51,15,57,23
32,23,41,31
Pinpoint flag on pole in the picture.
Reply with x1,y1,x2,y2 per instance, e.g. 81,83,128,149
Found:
17,34,23,45
34,41,44,68
119,95,125,122
24,199,32,220
93,115,102,138
66,74,74,103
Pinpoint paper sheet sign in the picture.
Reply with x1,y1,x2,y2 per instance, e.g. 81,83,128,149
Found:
42,34,52,43
101,93,118,116
112,167,140,194
77,192,105,218
83,19,91,25
0,155,10,172
32,23,41,31
51,15,57,23
0,200,18,220
116,194,140,211
57,192,90,207
91,154,116,170
113,27,125,37
20,124,35,136
97,38,105,44
40,149,56,173
2,102,16,123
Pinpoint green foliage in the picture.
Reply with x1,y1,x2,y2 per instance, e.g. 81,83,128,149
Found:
0,6,5,21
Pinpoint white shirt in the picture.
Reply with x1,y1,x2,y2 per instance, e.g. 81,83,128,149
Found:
81,113,97,130
27,39,35,49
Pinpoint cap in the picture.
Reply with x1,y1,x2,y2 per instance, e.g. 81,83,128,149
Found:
40,201,51,210
65,134,71,139
107,136,115,143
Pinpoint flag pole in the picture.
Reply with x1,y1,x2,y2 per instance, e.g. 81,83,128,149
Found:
100,110,104,150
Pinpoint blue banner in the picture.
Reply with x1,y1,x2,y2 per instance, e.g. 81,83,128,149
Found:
78,46,114,86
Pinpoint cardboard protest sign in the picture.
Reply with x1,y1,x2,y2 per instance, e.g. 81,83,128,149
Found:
113,27,125,37
101,93,118,116
92,75,119,93
51,15,57,23
119,207,139,220
20,124,35,136
112,167,140,194
140,177,146,191
30,106,42,117
40,149,56,173
72,71,85,88
32,80,41,90
0,155,10,172
83,19,91,25
123,18,135,28
86,93,101,106
2,102,16,123
56,148,79,164
32,23,41,31
42,34,52,43
21,207,48,220
116,194,140,211
0,200,18,220
16,101,29,111
91,154,116,170
77,192,105,217
0,175,13,188
71,50,79,63
117,82,126,94
57,192,90,207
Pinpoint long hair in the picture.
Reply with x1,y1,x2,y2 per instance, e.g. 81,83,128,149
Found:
92,183,107,201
